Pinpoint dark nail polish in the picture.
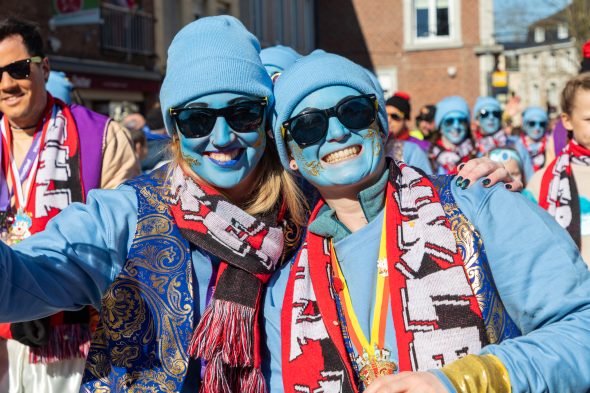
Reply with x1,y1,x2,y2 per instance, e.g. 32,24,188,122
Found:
458,163,465,170
461,179,470,189
455,176,463,187
505,184,513,190
482,178,491,186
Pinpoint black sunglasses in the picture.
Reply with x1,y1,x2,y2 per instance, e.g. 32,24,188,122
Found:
169,97,268,138
281,94,377,147
0,56,43,80
479,109,502,120
442,116,469,128
526,120,547,129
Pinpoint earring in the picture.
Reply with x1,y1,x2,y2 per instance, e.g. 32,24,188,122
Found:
289,161,298,171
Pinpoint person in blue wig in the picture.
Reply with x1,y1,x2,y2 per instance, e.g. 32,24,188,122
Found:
0,15,308,392
45,70,73,104
264,50,590,393
260,44,301,82
519,106,550,171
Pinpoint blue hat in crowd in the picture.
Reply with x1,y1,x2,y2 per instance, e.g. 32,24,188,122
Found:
160,15,273,135
272,50,388,173
46,71,73,105
259,45,301,74
522,106,548,123
473,96,501,120
364,68,385,100
435,96,470,129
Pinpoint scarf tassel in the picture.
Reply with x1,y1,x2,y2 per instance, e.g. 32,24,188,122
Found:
188,298,255,366
199,354,267,393
28,324,91,364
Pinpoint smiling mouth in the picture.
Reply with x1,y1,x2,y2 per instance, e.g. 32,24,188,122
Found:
322,145,362,164
1,94,24,105
203,148,244,166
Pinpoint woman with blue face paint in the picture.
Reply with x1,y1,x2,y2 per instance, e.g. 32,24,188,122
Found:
264,51,590,393
472,96,506,156
260,45,301,82
429,96,476,176
520,106,549,171
0,16,307,392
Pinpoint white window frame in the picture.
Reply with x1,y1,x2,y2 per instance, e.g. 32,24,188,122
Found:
403,0,462,51
534,27,545,43
557,23,568,40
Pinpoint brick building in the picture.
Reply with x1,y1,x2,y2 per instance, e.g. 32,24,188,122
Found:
315,0,499,119
2,0,160,116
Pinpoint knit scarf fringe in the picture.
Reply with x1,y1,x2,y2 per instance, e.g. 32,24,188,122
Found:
199,354,267,393
188,299,255,367
29,324,91,364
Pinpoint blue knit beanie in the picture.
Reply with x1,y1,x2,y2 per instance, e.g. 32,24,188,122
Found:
46,71,73,105
522,106,548,123
473,96,501,120
435,96,470,129
272,50,388,172
160,16,273,135
259,45,301,73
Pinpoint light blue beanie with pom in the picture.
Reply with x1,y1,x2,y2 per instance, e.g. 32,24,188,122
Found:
435,96,470,129
272,50,388,173
160,15,273,135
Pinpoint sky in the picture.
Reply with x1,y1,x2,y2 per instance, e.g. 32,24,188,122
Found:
494,0,570,42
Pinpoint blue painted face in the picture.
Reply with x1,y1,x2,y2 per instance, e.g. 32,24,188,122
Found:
477,105,502,135
286,85,385,189
523,116,548,141
177,92,266,190
440,110,470,145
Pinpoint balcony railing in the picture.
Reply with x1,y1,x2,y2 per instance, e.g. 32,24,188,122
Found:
100,3,154,56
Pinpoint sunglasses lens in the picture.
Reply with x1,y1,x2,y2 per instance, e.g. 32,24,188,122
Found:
176,110,216,138
390,113,402,121
5,60,30,79
289,112,327,146
539,122,547,129
226,102,265,132
338,97,375,129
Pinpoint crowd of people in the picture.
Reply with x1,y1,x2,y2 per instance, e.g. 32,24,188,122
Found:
0,13,589,393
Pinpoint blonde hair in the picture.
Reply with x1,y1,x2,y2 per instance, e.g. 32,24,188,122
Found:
561,72,590,115
170,138,307,226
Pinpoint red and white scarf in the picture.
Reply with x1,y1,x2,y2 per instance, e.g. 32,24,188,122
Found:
474,129,507,156
539,140,590,248
430,138,475,174
281,161,486,392
168,165,285,393
1,95,84,234
521,133,547,171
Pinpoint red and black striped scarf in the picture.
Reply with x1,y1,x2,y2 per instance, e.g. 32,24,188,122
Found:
281,161,486,392
521,133,547,171
539,140,590,248
168,165,284,393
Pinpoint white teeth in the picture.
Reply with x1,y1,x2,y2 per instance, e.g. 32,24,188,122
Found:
323,146,361,164
207,150,240,162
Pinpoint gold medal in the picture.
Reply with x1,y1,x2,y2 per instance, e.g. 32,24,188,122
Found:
357,349,397,387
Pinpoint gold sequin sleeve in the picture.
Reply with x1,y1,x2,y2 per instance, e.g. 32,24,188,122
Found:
441,354,511,393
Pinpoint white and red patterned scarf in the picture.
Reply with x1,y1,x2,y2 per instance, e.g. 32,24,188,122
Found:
1,95,84,234
521,133,547,171
281,161,486,392
539,140,590,248
168,165,285,393
429,138,475,174
474,129,507,156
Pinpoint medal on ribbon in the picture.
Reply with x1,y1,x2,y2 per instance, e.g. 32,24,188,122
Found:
330,206,397,389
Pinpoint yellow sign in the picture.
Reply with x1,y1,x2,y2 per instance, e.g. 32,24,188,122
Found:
492,71,508,88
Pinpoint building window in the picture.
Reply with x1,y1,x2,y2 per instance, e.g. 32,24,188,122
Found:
557,23,568,39
101,2,154,56
404,0,461,50
534,27,545,43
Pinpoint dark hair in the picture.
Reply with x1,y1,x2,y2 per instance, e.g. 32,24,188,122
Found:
0,17,45,57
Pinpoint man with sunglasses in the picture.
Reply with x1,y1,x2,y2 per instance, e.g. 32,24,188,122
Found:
0,17,139,393
265,50,590,393
473,97,533,182
384,92,432,174
518,106,549,171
